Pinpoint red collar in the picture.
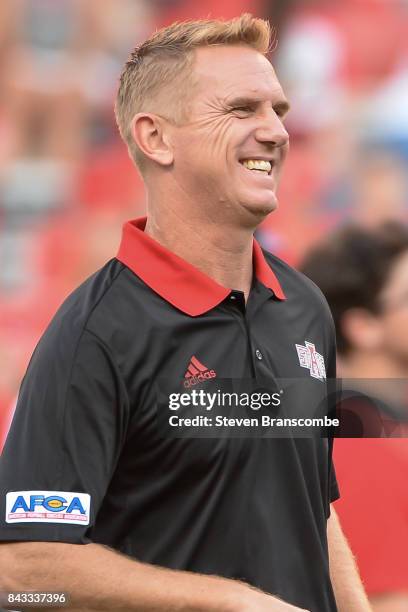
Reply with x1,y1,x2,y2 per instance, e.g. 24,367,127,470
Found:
116,217,286,316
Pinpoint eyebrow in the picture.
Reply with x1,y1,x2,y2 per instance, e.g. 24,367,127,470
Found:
226,96,291,115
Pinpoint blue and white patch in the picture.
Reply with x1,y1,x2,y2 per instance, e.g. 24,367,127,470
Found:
6,491,91,525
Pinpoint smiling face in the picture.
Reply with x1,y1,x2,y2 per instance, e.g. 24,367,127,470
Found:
168,44,290,227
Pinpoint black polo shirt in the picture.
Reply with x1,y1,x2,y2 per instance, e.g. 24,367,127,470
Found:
0,217,339,612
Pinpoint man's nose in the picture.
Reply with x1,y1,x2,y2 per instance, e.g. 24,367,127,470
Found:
255,110,289,148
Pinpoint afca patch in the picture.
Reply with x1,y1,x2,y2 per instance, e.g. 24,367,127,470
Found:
6,491,91,525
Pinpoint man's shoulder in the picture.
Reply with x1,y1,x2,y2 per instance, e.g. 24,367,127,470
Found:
33,258,127,361
53,258,125,332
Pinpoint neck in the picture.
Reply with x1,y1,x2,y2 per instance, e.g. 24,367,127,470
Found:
144,204,255,299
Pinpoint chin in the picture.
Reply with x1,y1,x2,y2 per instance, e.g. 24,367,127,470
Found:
241,193,279,220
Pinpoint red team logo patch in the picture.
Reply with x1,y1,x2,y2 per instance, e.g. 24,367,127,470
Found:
184,355,217,388
295,341,326,381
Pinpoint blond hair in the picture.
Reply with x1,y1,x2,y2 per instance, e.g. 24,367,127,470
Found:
115,14,274,171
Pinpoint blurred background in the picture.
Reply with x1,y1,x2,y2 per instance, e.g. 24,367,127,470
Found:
0,0,407,607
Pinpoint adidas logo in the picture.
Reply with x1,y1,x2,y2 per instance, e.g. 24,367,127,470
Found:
184,355,217,388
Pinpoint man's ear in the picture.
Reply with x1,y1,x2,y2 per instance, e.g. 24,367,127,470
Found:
341,308,384,351
130,113,174,167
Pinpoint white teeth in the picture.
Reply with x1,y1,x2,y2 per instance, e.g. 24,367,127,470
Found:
242,159,272,172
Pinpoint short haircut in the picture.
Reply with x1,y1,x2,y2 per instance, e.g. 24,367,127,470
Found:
115,14,274,171
300,223,408,355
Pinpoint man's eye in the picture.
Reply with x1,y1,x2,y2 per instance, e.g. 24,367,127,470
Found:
232,106,252,113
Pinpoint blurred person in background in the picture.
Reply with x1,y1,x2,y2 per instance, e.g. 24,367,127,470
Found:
0,13,372,612
301,223,408,612
349,151,408,230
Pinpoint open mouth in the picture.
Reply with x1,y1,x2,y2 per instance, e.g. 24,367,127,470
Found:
239,159,273,176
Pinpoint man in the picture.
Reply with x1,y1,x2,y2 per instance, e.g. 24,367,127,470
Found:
0,15,370,612
301,223,408,611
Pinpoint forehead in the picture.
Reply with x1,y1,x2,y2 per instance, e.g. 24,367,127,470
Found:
192,44,284,102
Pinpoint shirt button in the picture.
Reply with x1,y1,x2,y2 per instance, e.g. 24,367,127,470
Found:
255,349,263,360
